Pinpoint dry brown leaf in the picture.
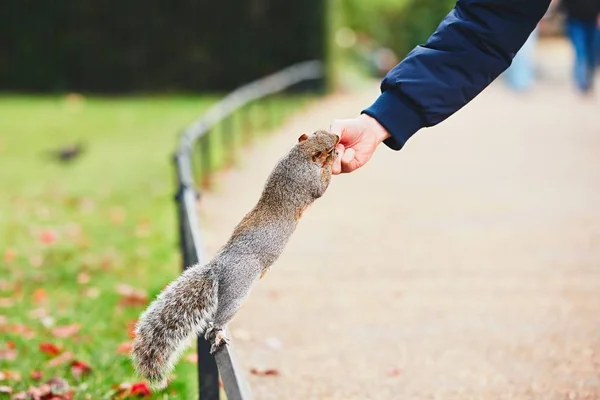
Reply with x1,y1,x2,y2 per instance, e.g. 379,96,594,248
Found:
51,324,80,338
0,349,16,361
249,367,280,376
0,371,21,382
30,370,44,381
0,385,12,394
116,284,148,307
116,342,132,355
0,298,13,308
77,272,90,285
48,351,74,367
32,288,47,304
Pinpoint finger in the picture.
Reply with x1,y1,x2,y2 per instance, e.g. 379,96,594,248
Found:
341,148,361,173
329,119,344,135
331,144,345,175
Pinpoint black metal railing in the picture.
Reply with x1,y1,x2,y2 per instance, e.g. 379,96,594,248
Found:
173,60,324,400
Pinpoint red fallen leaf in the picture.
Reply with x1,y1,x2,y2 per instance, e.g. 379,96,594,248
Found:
388,368,402,377
33,288,47,304
51,324,80,338
3,248,17,263
116,341,132,355
249,367,280,376
130,382,151,397
71,360,92,379
31,370,44,380
48,351,74,367
116,284,148,307
127,320,137,339
5,342,15,350
0,385,12,394
39,229,58,245
0,349,17,360
40,342,61,356
0,370,21,381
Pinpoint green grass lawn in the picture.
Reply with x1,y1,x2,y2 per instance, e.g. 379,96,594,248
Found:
0,93,313,399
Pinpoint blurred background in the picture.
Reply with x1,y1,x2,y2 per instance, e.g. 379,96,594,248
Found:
1,0,599,399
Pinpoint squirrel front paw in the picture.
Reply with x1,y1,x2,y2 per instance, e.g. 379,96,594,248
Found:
204,324,230,354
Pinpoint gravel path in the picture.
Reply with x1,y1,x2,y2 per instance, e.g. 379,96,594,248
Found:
198,39,600,399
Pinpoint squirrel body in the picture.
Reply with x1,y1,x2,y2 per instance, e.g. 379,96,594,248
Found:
131,130,339,389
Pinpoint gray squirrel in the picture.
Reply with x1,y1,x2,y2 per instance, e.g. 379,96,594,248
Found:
131,130,340,389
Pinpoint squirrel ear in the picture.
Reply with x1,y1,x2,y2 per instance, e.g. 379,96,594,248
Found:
298,133,309,142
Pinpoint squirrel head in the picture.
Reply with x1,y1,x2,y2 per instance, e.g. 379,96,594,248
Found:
296,130,339,168
289,129,339,200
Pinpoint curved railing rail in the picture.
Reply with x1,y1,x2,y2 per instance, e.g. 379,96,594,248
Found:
173,60,324,400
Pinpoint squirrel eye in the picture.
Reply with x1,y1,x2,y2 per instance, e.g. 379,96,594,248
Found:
312,151,322,162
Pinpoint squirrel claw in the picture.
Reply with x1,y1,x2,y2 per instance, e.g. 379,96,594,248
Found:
209,330,230,354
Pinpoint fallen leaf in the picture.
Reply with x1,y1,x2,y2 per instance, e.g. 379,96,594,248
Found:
249,367,280,376
28,307,48,319
11,391,27,399
0,298,13,308
47,377,70,394
29,254,44,268
116,342,132,355
77,272,90,285
0,371,21,381
33,288,47,304
40,342,61,356
27,383,52,399
0,349,16,360
48,351,73,367
39,229,58,245
3,249,17,263
130,382,151,397
71,360,92,379
0,386,12,394
127,320,137,339
5,342,15,350
84,287,100,299
51,324,80,338
0,315,6,326
7,324,34,339
184,353,198,364
388,368,402,377
0,280,10,291
116,284,148,307
30,370,44,381
108,207,126,225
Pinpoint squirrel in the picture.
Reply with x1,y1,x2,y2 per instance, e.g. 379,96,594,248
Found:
131,130,340,389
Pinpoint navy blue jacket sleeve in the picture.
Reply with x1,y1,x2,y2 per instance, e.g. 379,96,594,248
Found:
362,0,551,150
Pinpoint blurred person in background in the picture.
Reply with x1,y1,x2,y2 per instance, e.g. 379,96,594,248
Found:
329,0,554,175
503,25,540,92
559,0,600,93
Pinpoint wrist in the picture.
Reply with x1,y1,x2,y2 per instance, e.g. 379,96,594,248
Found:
359,113,391,144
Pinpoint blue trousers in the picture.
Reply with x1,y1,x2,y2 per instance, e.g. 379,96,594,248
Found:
566,18,599,92
505,28,539,91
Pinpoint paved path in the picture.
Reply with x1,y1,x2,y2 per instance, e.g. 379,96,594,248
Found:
198,39,600,399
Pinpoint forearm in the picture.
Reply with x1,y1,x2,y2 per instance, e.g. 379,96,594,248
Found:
362,0,551,150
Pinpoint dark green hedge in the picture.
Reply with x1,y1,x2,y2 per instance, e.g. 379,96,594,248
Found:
0,0,327,93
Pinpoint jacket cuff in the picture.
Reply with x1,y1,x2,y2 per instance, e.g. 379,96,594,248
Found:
361,90,424,151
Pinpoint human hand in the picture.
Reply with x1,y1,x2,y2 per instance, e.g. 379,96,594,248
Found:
330,114,391,175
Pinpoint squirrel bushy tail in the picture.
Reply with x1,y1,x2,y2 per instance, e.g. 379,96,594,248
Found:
131,263,218,389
